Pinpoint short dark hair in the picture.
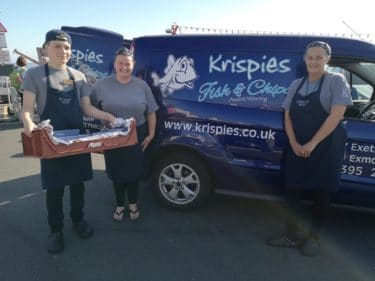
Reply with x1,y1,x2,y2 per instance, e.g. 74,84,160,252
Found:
306,41,332,56
16,56,27,67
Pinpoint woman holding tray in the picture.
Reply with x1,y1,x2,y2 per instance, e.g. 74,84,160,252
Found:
90,47,159,222
21,29,116,254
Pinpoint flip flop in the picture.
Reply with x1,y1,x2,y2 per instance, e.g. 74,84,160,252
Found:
129,208,140,221
113,208,125,222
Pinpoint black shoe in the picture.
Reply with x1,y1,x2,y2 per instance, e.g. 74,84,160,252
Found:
300,237,321,257
266,233,303,248
47,232,64,254
73,220,93,239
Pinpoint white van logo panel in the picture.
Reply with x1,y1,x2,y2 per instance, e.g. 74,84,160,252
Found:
151,55,197,94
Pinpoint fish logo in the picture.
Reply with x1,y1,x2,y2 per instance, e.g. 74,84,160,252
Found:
151,55,197,94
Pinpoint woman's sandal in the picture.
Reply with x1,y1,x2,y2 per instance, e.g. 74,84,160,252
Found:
113,208,125,222
129,208,140,221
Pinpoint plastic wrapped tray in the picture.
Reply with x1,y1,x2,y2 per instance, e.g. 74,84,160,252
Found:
21,120,138,159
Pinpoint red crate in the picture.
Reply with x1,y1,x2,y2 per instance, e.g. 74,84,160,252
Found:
21,121,138,159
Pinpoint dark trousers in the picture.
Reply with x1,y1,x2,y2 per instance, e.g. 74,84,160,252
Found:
46,183,85,233
284,188,330,240
113,181,138,206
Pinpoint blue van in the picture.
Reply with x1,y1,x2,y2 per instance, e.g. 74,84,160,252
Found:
63,27,375,210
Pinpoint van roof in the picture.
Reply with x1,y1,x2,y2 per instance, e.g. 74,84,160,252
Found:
134,35,375,61
62,26,124,40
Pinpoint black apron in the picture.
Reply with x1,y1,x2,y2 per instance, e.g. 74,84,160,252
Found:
284,75,347,191
104,123,147,182
40,64,92,189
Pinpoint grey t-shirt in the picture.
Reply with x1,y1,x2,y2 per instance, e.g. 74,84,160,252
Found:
22,65,90,116
281,72,353,112
90,75,159,125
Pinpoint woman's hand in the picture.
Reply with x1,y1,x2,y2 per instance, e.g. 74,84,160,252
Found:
141,135,154,151
290,141,304,157
106,112,116,126
301,141,317,158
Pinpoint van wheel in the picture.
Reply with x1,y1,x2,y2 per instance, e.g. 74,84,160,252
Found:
152,152,211,209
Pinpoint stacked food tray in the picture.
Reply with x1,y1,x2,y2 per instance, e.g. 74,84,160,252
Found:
21,119,137,159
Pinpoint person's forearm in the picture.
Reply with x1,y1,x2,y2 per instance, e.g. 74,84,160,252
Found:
84,104,113,122
21,110,34,127
284,111,298,145
308,106,346,147
81,96,114,122
147,112,156,138
310,117,341,145
21,91,37,135
141,112,157,151
22,110,33,122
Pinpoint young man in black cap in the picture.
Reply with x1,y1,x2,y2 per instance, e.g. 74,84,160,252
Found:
21,29,115,254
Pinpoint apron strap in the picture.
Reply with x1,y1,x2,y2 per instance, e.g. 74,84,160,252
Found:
316,74,325,97
295,77,306,95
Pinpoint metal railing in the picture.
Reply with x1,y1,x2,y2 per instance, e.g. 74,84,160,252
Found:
0,76,21,121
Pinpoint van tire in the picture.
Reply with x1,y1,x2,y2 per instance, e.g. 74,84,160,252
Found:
152,152,211,209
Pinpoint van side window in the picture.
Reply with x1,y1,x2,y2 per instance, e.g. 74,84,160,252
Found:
327,65,375,121
327,66,373,102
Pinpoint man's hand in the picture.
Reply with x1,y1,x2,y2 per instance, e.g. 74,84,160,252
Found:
24,122,37,137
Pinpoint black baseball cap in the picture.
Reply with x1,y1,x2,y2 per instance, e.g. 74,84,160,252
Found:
44,29,72,45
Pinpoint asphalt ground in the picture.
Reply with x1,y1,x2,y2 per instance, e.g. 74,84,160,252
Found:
0,123,374,281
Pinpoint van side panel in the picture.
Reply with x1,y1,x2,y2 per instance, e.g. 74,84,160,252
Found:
63,26,124,85
134,35,375,207
135,37,302,194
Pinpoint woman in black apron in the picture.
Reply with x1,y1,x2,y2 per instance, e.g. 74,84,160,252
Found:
21,29,115,254
90,47,159,222
267,41,352,256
